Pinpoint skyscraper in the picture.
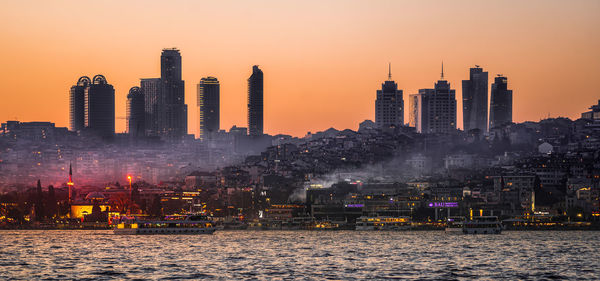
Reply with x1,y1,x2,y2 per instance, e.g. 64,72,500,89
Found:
375,64,404,129
69,76,90,132
141,48,187,139
197,77,220,140
160,48,187,138
489,75,513,129
84,75,115,138
412,64,457,134
462,66,488,132
127,86,145,137
248,65,264,137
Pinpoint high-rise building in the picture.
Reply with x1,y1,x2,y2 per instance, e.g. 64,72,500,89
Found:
127,86,145,137
69,76,91,132
197,77,220,140
462,66,488,132
140,78,162,136
375,64,404,129
248,65,263,137
412,64,457,134
141,48,188,139
84,75,115,138
489,75,513,129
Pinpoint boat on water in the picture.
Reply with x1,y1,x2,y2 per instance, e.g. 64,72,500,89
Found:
445,216,465,233
114,215,216,235
355,216,412,230
463,216,502,234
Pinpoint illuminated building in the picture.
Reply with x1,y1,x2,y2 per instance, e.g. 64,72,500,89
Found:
375,64,404,129
197,77,220,140
462,66,488,132
412,63,457,134
69,76,91,132
84,75,115,138
248,65,263,137
489,75,513,129
127,86,145,137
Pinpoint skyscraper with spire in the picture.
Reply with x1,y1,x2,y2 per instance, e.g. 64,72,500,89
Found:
412,62,457,134
375,63,404,129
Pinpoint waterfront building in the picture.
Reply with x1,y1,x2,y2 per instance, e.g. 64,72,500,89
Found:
84,75,115,138
69,76,91,132
375,64,404,129
248,65,264,137
127,86,145,137
197,77,220,140
489,75,513,129
412,64,457,134
462,66,488,132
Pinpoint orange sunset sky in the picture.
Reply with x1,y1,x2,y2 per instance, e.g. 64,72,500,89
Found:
1,0,599,137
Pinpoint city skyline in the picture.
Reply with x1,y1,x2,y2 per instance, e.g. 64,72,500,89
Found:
0,1,599,137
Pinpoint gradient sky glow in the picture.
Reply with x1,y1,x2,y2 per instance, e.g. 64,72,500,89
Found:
1,0,599,137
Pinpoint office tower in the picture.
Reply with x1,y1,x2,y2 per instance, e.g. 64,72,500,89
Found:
141,48,188,139
127,86,145,137
248,65,263,137
160,48,187,138
375,64,404,129
413,64,457,134
489,75,513,129
84,75,115,138
197,77,220,140
69,76,91,132
462,66,488,132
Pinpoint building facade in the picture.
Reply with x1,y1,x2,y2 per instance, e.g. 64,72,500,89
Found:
462,66,488,133
127,86,145,137
197,77,220,140
248,65,264,137
413,71,457,134
489,75,513,129
375,66,404,129
69,76,91,132
84,75,115,138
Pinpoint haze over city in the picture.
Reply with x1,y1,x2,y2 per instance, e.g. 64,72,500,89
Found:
1,0,599,137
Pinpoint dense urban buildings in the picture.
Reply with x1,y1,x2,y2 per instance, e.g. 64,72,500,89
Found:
69,76,90,132
127,86,145,137
197,77,220,140
84,75,115,138
375,65,404,129
248,65,264,137
141,49,188,140
462,66,488,133
411,65,457,134
489,75,513,129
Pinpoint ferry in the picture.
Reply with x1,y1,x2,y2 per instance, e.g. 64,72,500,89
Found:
463,216,502,234
114,215,216,235
445,216,465,233
355,216,412,230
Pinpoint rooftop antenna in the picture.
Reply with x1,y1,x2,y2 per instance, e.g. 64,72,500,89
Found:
441,61,444,80
388,62,392,80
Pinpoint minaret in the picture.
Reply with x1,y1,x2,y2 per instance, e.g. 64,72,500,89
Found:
67,163,74,203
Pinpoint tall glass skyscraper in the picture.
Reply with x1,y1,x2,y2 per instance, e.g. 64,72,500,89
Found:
69,76,91,132
489,75,513,129
248,65,263,137
375,65,404,129
84,75,115,138
141,48,187,139
127,86,145,138
413,65,457,134
462,66,488,133
197,77,220,140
